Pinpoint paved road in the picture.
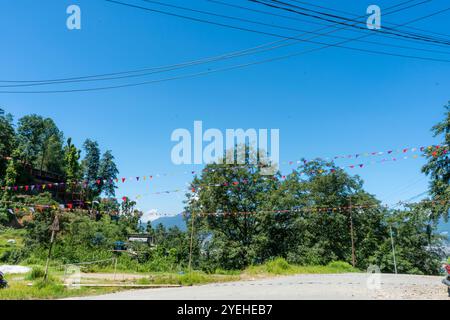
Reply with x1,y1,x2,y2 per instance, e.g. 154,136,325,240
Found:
71,273,449,300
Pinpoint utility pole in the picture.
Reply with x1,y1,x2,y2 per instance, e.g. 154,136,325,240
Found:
389,224,398,275
188,211,196,274
349,197,356,268
44,213,60,281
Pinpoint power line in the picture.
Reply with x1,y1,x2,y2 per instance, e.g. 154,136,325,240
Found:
255,0,450,43
3,0,450,88
2,2,449,93
138,0,450,46
207,0,450,49
139,0,450,48
284,0,450,40
249,0,450,46
1,0,445,86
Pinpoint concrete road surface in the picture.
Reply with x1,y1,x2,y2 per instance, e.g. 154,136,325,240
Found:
71,273,449,300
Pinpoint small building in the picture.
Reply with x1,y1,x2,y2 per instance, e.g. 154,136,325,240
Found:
127,234,155,246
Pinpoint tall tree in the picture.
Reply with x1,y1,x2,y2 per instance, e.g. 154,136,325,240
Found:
370,203,445,275
0,108,16,183
1,149,22,202
98,150,119,197
16,115,64,174
186,145,279,270
290,160,386,269
37,118,64,174
63,138,81,193
82,139,101,199
422,102,450,221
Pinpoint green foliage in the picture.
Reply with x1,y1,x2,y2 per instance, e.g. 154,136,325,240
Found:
0,108,448,279
16,115,64,174
245,258,358,275
422,102,450,221
0,227,25,263
82,139,101,199
98,150,119,197
0,108,15,184
369,205,445,275
25,266,45,280
63,138,81,193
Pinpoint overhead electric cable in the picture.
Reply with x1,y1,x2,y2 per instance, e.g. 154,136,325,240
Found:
4,0,450,88
1,1,448,93
249,0,450,46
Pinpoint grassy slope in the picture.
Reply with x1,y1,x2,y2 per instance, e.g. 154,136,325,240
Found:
0,228,25,257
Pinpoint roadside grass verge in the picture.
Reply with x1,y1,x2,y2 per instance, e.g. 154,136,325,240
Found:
244,258,358,276
0,259,358,299
0,274,117,300
136,271,240,286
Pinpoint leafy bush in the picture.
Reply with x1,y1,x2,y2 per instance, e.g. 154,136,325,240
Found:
25,266,45,280
326,261,355,273
265,258,292,274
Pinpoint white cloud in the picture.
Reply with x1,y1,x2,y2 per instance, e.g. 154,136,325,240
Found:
141,209,160,223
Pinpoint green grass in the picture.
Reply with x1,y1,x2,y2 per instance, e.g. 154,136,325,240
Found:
24,266,45,281
0,228,26,257
0,259,358,299
245,258,358,276
136,272,240,286
0,275,117,300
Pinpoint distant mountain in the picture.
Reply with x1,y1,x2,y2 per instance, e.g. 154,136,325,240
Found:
149,214,186,231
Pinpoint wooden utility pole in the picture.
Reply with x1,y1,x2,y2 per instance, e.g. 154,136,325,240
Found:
44,213,60,281
349,197,356,268
188,212,196,274
389,225,398,274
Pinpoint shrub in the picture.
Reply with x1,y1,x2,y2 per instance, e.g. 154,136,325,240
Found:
326,261,356,272
25,266,45,280
266,258,292,274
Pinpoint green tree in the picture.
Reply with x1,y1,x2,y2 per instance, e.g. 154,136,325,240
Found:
0,108,16,183
186,146,279,270
265,159,386,269
1,149,22,202
370,203,445,275
422,102,450,221
98,150,119,197
82,139,101,200
63,138,81,194
16,115,64,174
120,198,142,233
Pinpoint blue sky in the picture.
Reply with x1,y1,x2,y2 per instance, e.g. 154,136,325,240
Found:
0,0,449,224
